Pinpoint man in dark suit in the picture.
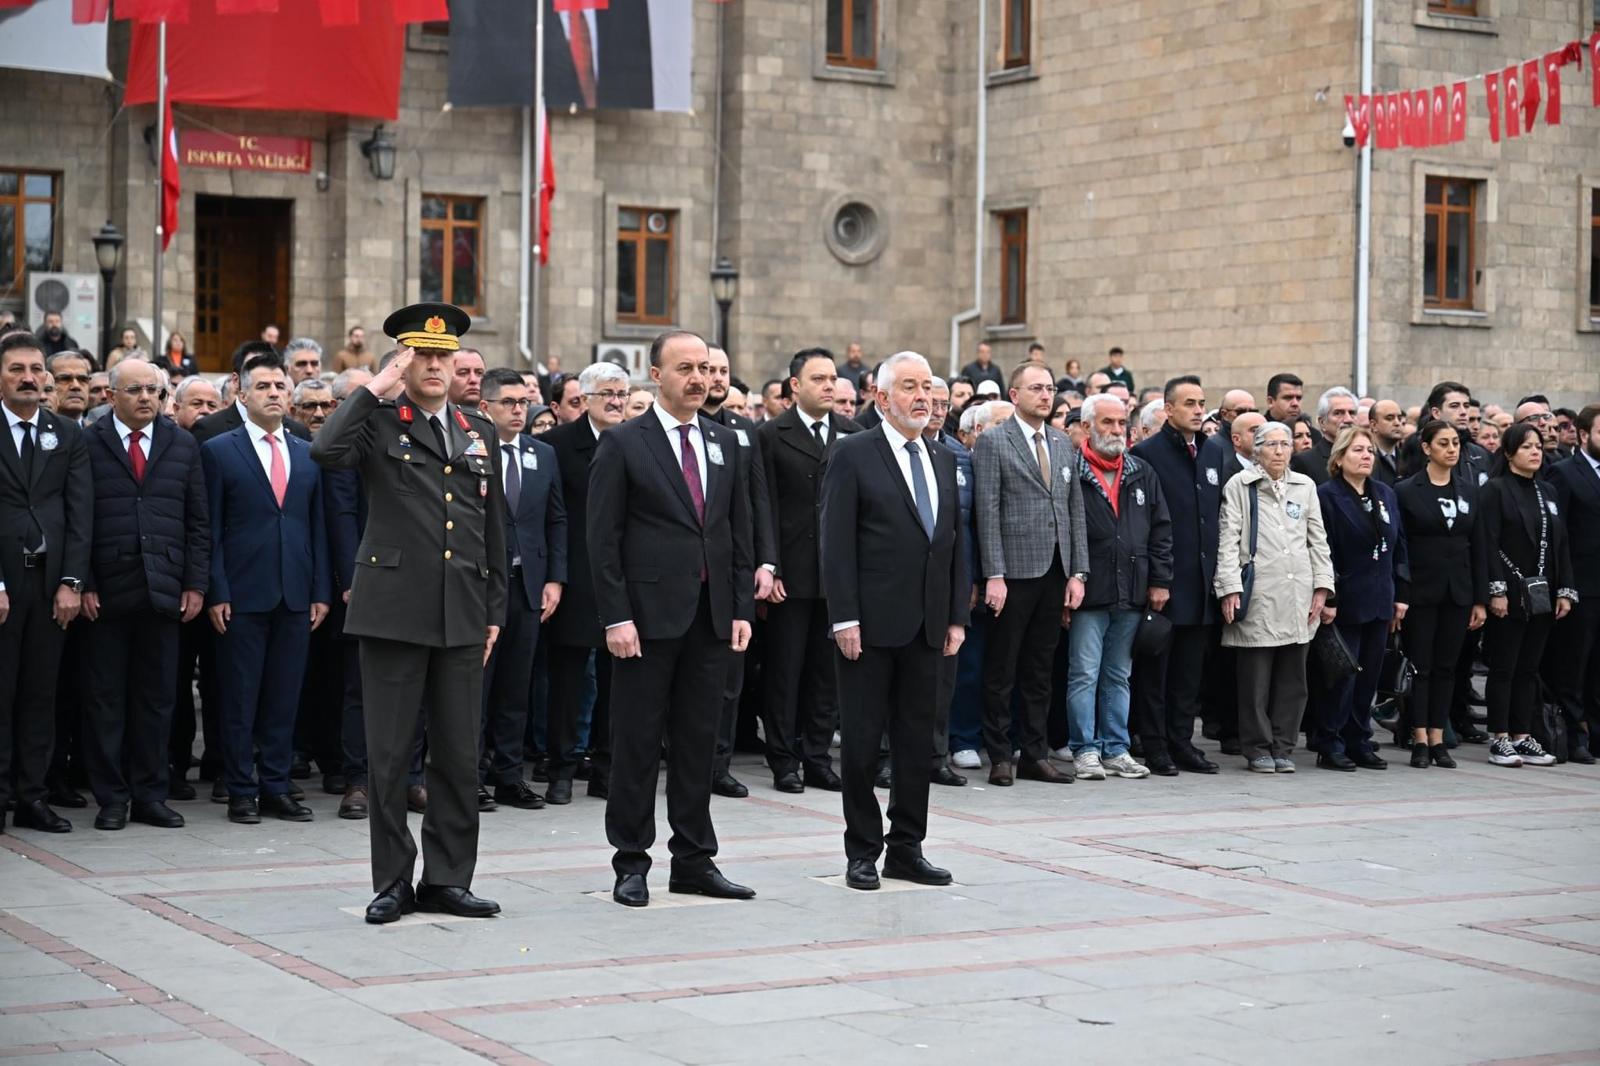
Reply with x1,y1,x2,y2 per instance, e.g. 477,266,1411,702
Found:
588,329,756,908
540,361,631,805
1290,386,1357,486
191,341,312,445
312,304,507,923
80,359,208,831
1546,402,1600,764
202,352,331,826
924,376,975,786
0,332,91,833
542,0,654,111
821,351,968,890
703,345,777,799
478,368,567,809
758,348,861,794
1369,400,1405,487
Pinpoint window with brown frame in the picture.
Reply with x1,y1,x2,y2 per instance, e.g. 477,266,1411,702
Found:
420,194,484,315
0,169,58,298
1426,0,1478,14
1002,0,1030,69
617,207,676,325
825,0,877,69
997,209,1028,324
1590,188,1599,318
1423,177,1477,310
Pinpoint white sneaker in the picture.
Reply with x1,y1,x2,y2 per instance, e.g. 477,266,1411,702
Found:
1073,751,1106,780
1488,737,1523,767
1102,753,1150,779
951,749,981,770
1512,736,1556,766
1050,746,1075,763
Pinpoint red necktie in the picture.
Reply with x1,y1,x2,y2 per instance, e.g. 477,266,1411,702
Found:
569,13,597,110
266,432,287,508
677,424,704,523
128,429,146,483
1187,439,1198,460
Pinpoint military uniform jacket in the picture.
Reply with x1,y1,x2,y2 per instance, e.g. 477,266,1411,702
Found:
310,388,508,648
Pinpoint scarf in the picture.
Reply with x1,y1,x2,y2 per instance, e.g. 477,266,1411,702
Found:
1083,445,1125,516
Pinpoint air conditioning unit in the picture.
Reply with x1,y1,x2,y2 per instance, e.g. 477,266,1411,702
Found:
592,341,649,380
28,272,102,362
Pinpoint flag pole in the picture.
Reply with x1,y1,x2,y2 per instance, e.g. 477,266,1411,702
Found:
530,0,545,371
151,19,166,350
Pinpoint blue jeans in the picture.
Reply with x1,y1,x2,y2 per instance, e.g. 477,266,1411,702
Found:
1066,608,1139,757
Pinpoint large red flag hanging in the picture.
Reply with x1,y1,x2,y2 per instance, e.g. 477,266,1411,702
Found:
1448,80,1467,143
1590,31,1599,106
1520,58,1540,132
1544,50,1564,125
1502,65,1521,139
538,109,555,265
160,96,179,250
1485,70,1500,143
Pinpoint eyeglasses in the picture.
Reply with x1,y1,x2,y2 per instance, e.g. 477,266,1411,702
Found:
297,401,334,412
55,373,90,384
587,390,630,403
930,401,951,412
1017,384,1057,396
117,384,162,397
1524,412,1554,423
489,397,531,409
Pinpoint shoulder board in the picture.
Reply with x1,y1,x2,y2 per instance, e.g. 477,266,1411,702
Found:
459,406,492,425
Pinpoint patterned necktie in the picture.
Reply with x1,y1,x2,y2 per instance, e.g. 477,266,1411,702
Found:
1187,438,1198,460
569,13,598,110
906,440,934,539
502,444,521,513
677,424,704,523
265,432,287,508
1034,430,1051,488
128,429,146,483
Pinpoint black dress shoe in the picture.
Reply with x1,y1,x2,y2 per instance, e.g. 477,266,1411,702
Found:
339,786,369,819
494,781,545,810
14,800,71,832
415,883,501,917
477,785,501,812
1350,750,1387,770
613,873,649,907
883,850,953,886
988,761,1014,786
406,784,428,812
365,881,415,924
227,797,261,824
930,765,967,787
1172,747,1219,774
94,803,129,831
322,773,346,795
1456,725,1489,745
47,788,87,809
773,771,804,794
131,801,185,828
545,778,573,805
668,866,756,900
845,859,880,891
802,767,843,791
1569,742,1596,765
260,793,314,821
711,771,748,798
586,777,609,800
874,766,892,789
1219,737,1243,756
168,779,197,801
1017,758,1073,784
528,754,550,783
1316,752,1359,772
211,780,228,804
290,754,312,779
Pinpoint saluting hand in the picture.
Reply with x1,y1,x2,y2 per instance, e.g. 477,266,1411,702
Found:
731,619,752,653
367,347,413,398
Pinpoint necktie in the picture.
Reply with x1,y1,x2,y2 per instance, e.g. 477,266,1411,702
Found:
265,432,287,508
906,440,935,540
1034,430,1051,488
429,415,449,458
1187,438,1198,460
128,429,146,483
17,422,42,549
503,443,521,513
569,13,597,110
811,420,827,454
677,424,705,523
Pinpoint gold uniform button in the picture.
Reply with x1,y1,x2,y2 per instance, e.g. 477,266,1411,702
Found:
446,520,454,530
444,550,453,560
444,492,454,502
443,465,453,474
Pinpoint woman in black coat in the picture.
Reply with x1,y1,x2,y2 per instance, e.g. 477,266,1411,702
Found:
1479,423,1577,768
1395,420,1487,768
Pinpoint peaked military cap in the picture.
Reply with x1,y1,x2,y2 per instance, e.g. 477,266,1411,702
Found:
383,302,471,353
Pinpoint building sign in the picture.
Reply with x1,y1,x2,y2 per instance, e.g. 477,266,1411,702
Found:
181,132,312,173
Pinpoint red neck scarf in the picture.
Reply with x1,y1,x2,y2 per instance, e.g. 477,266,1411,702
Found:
1083,446,1125,515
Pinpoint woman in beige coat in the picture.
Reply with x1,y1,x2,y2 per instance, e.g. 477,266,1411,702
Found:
1215,421,1336,773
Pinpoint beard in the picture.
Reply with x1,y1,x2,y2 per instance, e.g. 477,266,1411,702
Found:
1090,431,1125,458
706,383,728,406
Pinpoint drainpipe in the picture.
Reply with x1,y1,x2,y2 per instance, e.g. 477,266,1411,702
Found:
949,0,985,376
518,105,533,368
1354,0,1373,394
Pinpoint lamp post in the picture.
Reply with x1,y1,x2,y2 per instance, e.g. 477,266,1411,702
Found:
360,125,397,181
91,220,125,362
710,255,739,352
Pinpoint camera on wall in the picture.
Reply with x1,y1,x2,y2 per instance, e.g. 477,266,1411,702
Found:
1342,118,1357,148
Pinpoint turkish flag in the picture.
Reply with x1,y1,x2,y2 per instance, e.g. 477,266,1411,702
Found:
538,109,555,265
1485,70,1500,143
1591,31,1599,106
160,97,179,251
1448,81,1467,143
1545,51,1564,125
215,0,275,11
73,0,110,20
1344,94,1370,148
1520,58,1540,132
1430,85,1448,145
117,0,186,21
1381,92,1402,149
1410,88,1430,147
1502,65,1520,139
1398,92,1414,147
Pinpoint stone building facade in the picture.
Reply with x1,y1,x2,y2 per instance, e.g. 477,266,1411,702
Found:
0,0,1595,407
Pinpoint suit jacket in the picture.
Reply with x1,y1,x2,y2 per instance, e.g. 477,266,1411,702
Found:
706,407,776,569
934,430,977,587
757,405,863,599
309,389,507,648
586,411,754,641
820,426,969,649
541,417,605,647
498,432,568,604
1290,433,1334,486
321,464,364,640
1548,453,1600,597
1130,422,1222,626
84,415,209,618
192,403,310,445
202,425,330,613
1373,447,1400,487
1316,477,1408,625
1481,473,1576,617
543,0,653,111
0,405,91,592
972,416,1088,581
1394,469,1487,608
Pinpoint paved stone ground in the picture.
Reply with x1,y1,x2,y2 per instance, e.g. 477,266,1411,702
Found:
2,736,1598,1066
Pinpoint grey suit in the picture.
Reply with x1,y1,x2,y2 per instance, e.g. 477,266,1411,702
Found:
971,416,1088,766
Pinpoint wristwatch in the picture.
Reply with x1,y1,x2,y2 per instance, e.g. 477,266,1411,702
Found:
60,577,84,593
1070,572,1087,583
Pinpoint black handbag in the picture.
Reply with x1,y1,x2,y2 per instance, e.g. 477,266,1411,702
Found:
1311,623,1360,690
1134,607,1173,658
1234,482,1260,621
1501,484,1554,617
1377,632,1415,699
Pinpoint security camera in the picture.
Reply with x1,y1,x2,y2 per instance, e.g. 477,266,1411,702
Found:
1342,118,1357,148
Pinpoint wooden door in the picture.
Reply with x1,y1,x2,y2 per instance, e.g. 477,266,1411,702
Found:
193,196,291,372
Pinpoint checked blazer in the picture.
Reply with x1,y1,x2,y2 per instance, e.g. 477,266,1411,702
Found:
972,415,1088,581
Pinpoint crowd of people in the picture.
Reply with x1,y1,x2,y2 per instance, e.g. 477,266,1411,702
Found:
2,307,1596,917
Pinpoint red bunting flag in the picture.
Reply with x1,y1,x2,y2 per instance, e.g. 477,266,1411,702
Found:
1448,80,1467,143
1520,58,1540,132
1399,92,1414,146
1343,94,1370,148
1430,84,1448,145
1544,51,1564,125
1412,88,1431,147
1502,64,1520,139
73,0,111,21
1382,92,1402,149
1485,70,1500,143
1591,31,1600,106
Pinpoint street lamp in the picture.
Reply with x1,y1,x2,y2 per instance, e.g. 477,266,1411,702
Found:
91,220,124,361
360,125,397,180
710,255,739,351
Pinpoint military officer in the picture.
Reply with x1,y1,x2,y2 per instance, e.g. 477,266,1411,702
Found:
310,303,508,924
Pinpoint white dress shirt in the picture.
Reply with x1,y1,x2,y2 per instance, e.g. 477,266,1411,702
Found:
243,417,290,487
112,415,153,463
834,422,939,634
653,401,707,497
797,406,830,448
